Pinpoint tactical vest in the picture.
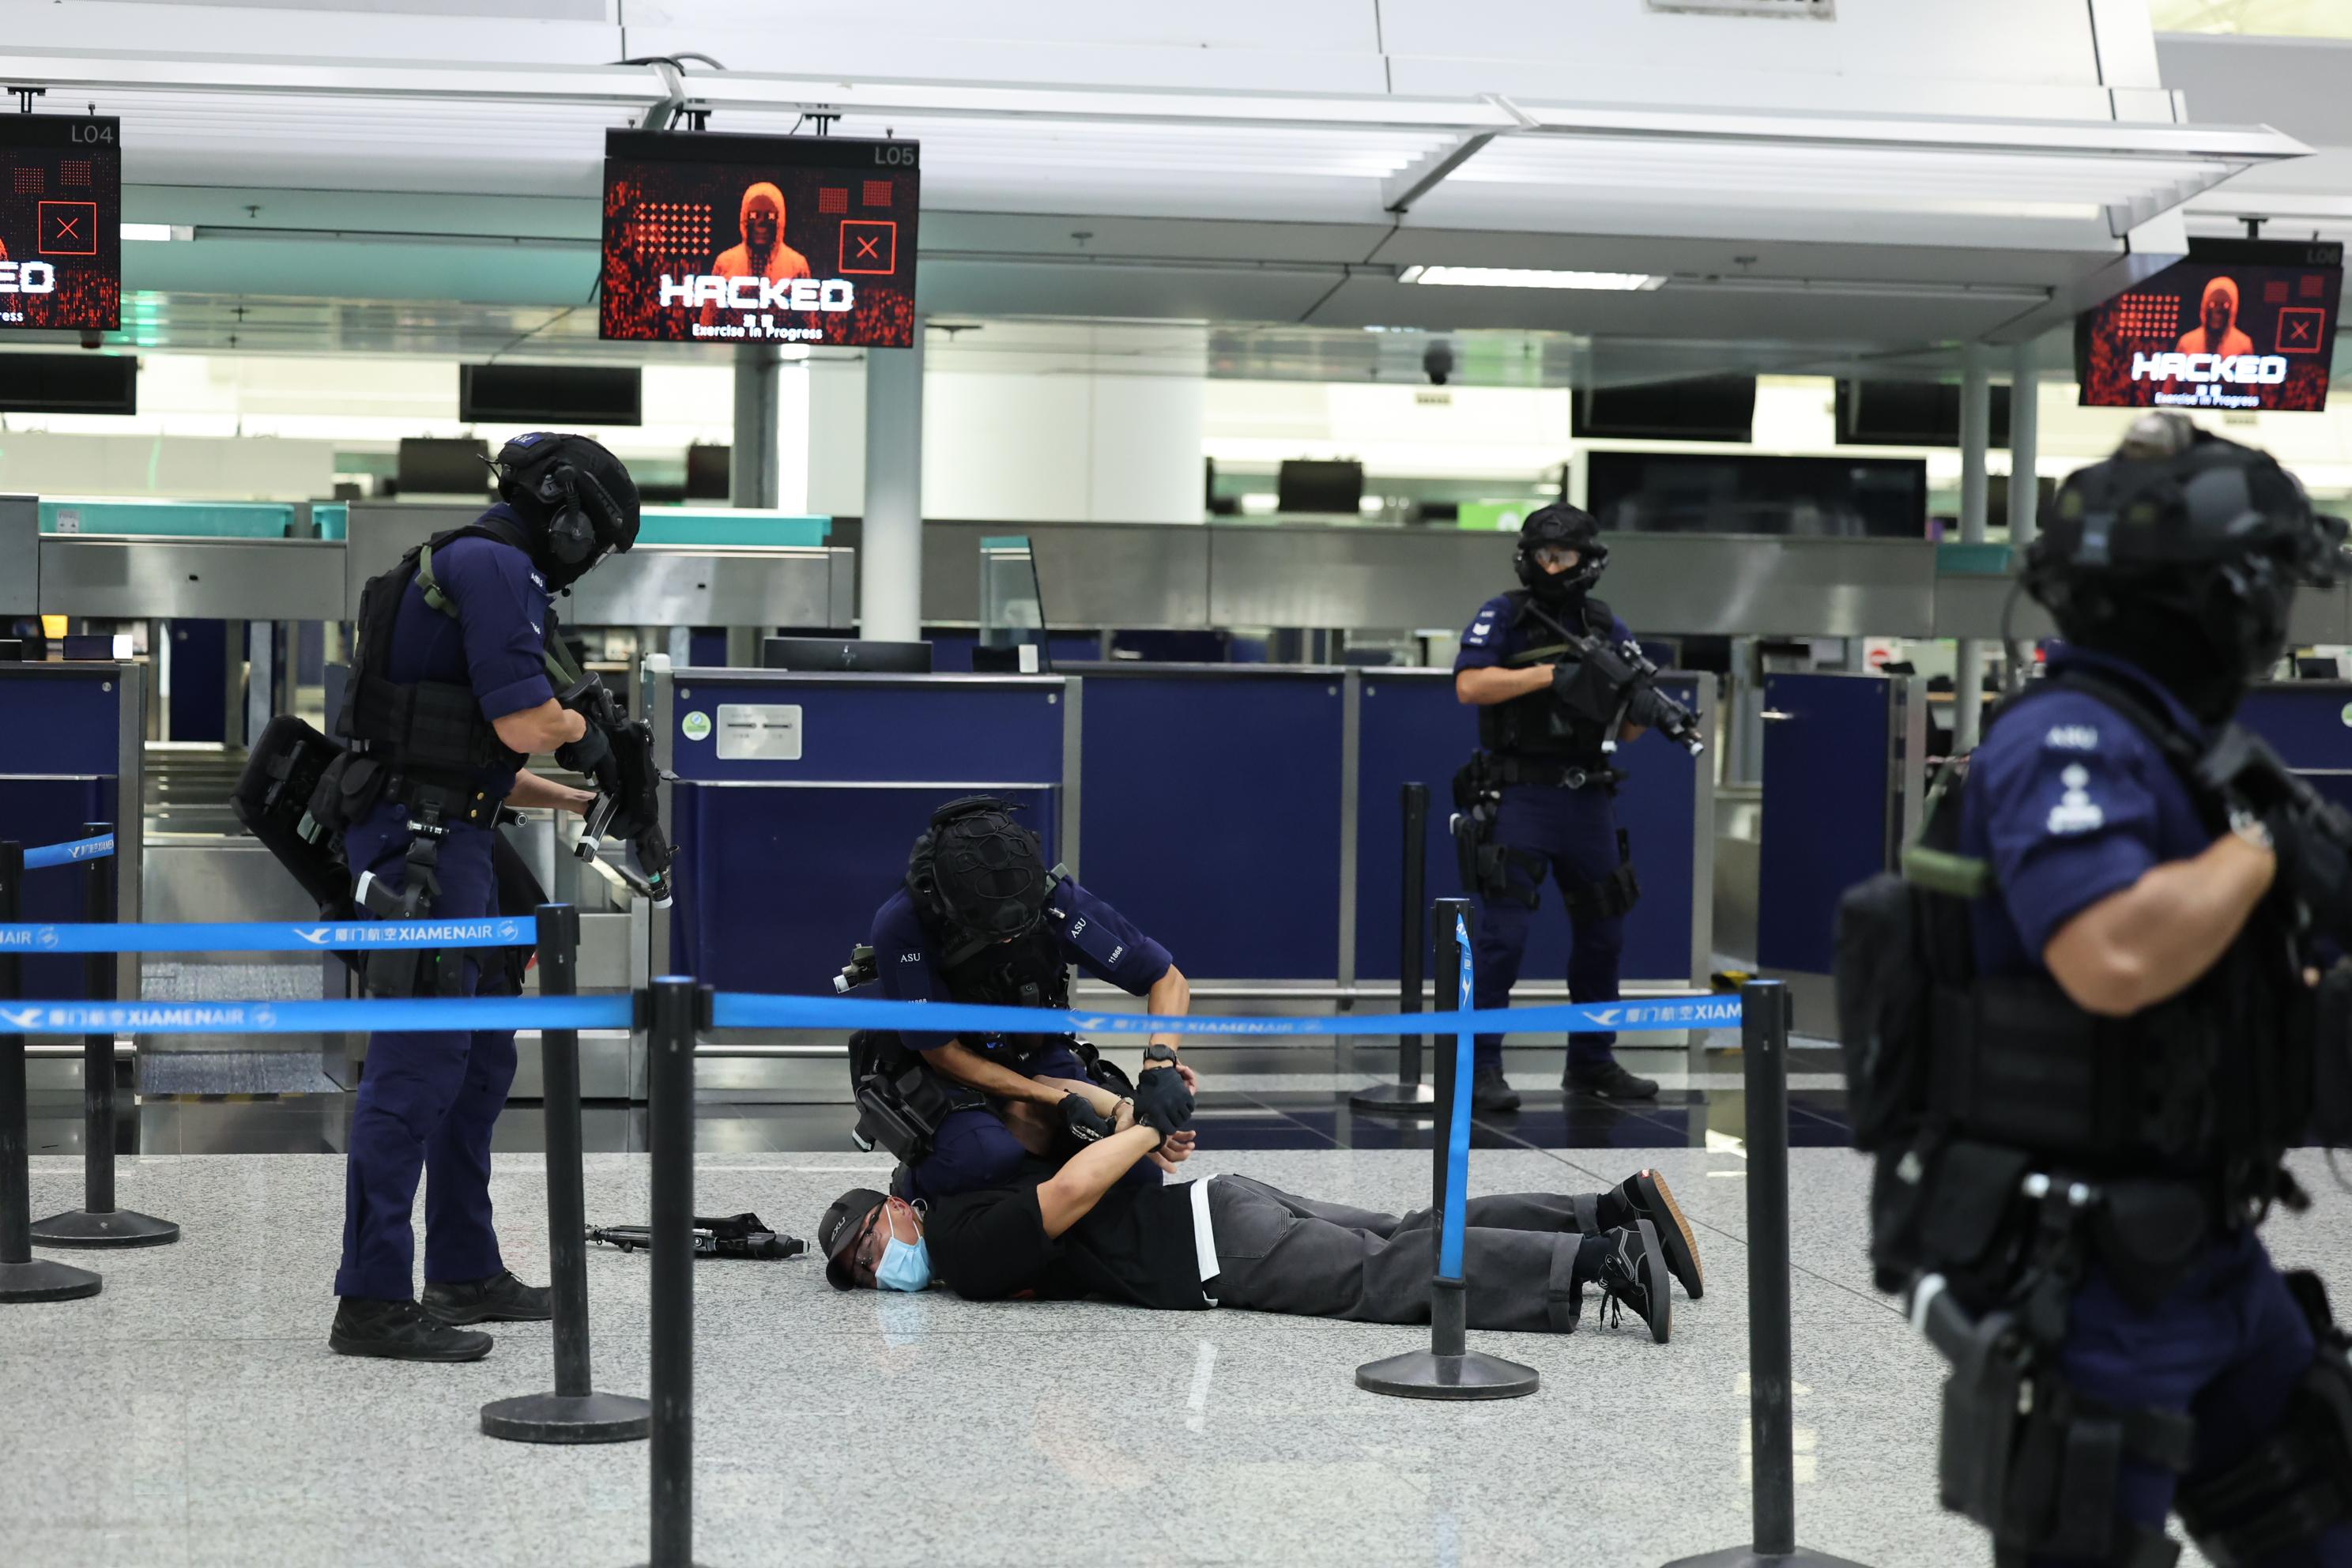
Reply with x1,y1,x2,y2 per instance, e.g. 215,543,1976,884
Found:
332,514,584,830
1838,669,2310,1295
1478,590,1621,763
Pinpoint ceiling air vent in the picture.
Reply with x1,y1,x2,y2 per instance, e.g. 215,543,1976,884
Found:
1647,0,1834,17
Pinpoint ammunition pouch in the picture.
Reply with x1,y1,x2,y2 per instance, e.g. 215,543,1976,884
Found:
1560,829,1640,920
1933,1302,2195,1567
2177,1271,2352,1566
848,1030,980,1166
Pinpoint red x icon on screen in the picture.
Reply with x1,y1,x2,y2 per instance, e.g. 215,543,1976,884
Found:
840,219,897,275
2278,306,2327,353
39,201,99,256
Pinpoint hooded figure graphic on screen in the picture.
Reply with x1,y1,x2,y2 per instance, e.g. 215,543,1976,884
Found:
2177,274,2257,360
714,181,812,285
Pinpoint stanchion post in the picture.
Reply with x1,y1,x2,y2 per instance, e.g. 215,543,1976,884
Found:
635,975,709,1567
1661,979,1872,1568
32,823,178,1249
1351,782,1439,1115
482,903,650,1445
0,839,102,1303
1356,896,1536,1400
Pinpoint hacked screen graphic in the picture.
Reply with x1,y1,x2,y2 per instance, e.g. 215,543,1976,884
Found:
2076,239,2341,411
601,130,919,348
0,115,121,333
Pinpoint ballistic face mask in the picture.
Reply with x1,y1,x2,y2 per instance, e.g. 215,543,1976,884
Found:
1513,503,1608,608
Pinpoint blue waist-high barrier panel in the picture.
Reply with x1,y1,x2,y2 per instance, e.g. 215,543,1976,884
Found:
1756,671,1894,976
668,673,1066,997
0,663,123,997
1074,667,1344,980
1352,669,1702,986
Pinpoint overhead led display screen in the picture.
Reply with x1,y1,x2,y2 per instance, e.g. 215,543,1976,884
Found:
600,130,919,348
2076,239,2341,412
0,114,121,332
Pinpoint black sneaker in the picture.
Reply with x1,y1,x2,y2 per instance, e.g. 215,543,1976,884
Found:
330,1297,493,1362
1566,1061,1660,1101
1594,1219,1672,1344
1469,1068,1522,1114
1623,1170,1703,1299
420,1269,554,1325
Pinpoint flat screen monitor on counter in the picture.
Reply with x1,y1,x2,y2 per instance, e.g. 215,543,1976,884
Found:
2075,239,2341,413
601,129,920,349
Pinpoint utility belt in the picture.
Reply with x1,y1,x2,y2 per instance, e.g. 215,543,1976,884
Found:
848,1027,1133,1169
1449,751,1640,916
1907,1167,2350,1568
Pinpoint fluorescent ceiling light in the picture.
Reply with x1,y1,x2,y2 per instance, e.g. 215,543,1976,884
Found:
1398,266,1664,291
121,224,191,243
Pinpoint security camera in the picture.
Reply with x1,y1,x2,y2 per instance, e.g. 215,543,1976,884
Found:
1423,341,1455,386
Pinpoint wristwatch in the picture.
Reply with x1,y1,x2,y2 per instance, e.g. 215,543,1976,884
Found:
2229,806,2275,854
1143,1042,1180,1067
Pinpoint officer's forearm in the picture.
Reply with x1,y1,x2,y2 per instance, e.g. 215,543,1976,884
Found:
1146,963,1190,1053
1455,665,1553,707
507,771,594,816
928,1039,1065,1106
1035,1075,1121,1118
2042,836,2278,1016
491,697,587,756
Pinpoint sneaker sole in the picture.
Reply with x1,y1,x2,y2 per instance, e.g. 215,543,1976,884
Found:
420,1302,554,1326
328,1331,494,1363
1565,1077,1660,1102
1634,1219,1672,1344
1634,1170,1704,1300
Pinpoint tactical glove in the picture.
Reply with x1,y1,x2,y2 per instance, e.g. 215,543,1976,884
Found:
1132,1065,1196,1136
1060,1093,1115,1145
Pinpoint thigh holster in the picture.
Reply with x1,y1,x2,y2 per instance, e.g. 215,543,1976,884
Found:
848,1031,979,1166
1561,829,1641,921
2177,1270,2352,1566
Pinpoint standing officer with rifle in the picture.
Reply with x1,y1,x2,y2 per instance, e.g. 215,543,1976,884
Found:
239,432,666,1363
1839,414,2352,1566
1451,505,1704,1110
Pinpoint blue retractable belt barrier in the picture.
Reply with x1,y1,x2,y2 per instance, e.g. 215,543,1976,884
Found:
0,995,633,1036
1439,914,1472,1282
705,990,1740,1038
22,835,115,871
0,916,537,955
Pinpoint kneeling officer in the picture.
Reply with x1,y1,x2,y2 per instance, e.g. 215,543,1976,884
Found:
858,797,1196,1204
327,432,642,1361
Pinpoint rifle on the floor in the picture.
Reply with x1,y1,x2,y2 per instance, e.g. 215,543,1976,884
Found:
587,1212,805,1261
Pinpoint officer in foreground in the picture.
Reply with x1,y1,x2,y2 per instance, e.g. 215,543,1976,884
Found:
1841,414,2352,1564
1453,504,1704,1110
857,797,1198,1204
818,1106,1702,1340
326,432,646,1362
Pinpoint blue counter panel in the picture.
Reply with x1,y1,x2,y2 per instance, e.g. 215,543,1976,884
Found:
1758,673,1891,974
0,775,118,998
0,666,123,777
674,781,1060,997
1353,675,1702,986
168,620,228,744
2237,684,2352,774
1078,673,1344,979
668,677,1065,786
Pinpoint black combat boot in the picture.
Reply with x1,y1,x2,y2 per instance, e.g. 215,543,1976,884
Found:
1566,1060,1660,1101
1470,1067,1522,1114
420,1269,554,1325
330,1297,493,1363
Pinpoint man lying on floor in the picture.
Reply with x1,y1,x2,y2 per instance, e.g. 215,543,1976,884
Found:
817,1090,1702,1341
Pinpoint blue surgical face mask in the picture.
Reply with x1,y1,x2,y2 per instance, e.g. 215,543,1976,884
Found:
875,1230,933,1293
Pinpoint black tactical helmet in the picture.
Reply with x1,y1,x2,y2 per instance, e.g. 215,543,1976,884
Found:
488,432,642,590
1514,503,1608,606
2026,413,2345,717
907,797,1051,943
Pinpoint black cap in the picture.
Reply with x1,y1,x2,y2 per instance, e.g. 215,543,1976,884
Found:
818,1187,888,1291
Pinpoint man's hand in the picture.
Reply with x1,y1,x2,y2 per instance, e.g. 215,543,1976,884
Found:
1061,1093,1115,1146
1148,1129,1198,1174
1132,1065,1195,1136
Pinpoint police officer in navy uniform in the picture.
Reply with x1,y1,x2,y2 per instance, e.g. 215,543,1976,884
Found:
866,797,1199,1204
327,432,640,1362
1453,506,1687,1110
1868,415,2352,1564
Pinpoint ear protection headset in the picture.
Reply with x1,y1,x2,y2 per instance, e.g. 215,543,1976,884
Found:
534,461,601,571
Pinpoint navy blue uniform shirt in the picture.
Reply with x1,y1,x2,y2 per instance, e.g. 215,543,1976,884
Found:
1962,646,2217,976
1454,592,1636,674
869,878,1173,1057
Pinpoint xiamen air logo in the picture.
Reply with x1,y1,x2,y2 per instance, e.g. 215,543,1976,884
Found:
251,1006,277,1029
0,1007,40,1029
496,920,521,941
36,927,60,950
296,928,334,946
1588,1008,1623,1026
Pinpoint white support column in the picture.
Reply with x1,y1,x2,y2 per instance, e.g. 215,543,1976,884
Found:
861,322,925,642
731,345,780,510
1954,343,1992,754
2007,342,2040,551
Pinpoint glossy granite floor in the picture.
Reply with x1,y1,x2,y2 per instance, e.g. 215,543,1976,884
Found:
8,1052,2341,1567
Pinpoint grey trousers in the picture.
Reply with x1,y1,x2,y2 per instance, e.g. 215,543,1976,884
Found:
1203,1174,1605,1334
